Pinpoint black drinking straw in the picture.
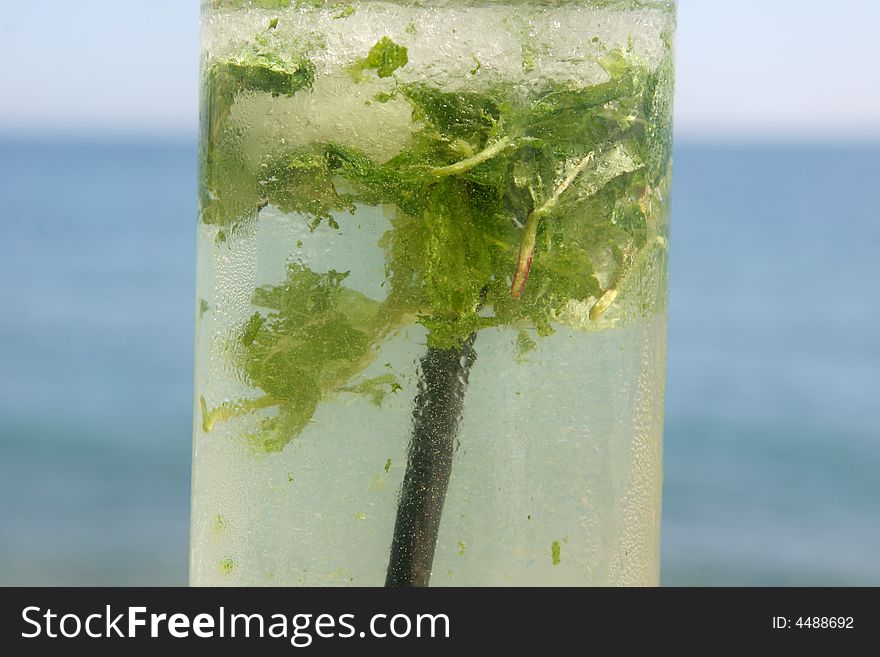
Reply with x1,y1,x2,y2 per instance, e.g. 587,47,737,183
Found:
385,334,478,587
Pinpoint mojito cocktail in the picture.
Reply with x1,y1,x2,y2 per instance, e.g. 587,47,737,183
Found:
191,0,675,586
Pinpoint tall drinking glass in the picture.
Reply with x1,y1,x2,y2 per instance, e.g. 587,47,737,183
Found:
191,0,675,586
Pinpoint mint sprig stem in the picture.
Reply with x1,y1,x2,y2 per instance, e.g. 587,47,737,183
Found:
430,136,515,177
511,150,596,299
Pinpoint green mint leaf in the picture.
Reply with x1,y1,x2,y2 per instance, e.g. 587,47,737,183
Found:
240,312,265,346
515,331,538,361
401,84,501,145
350,36,409,80
203,263,405,450
208,53,315,104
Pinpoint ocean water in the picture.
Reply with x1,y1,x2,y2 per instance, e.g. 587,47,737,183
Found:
0,139,877,586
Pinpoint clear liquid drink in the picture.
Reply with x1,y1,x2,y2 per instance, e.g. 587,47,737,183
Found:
191,0,675,586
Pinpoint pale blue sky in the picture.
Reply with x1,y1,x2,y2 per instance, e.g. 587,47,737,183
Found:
1,0,878,139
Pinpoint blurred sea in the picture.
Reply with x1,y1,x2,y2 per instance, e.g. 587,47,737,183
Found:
0,139,878,586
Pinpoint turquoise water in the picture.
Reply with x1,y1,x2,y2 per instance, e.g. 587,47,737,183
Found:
0,139,877,585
